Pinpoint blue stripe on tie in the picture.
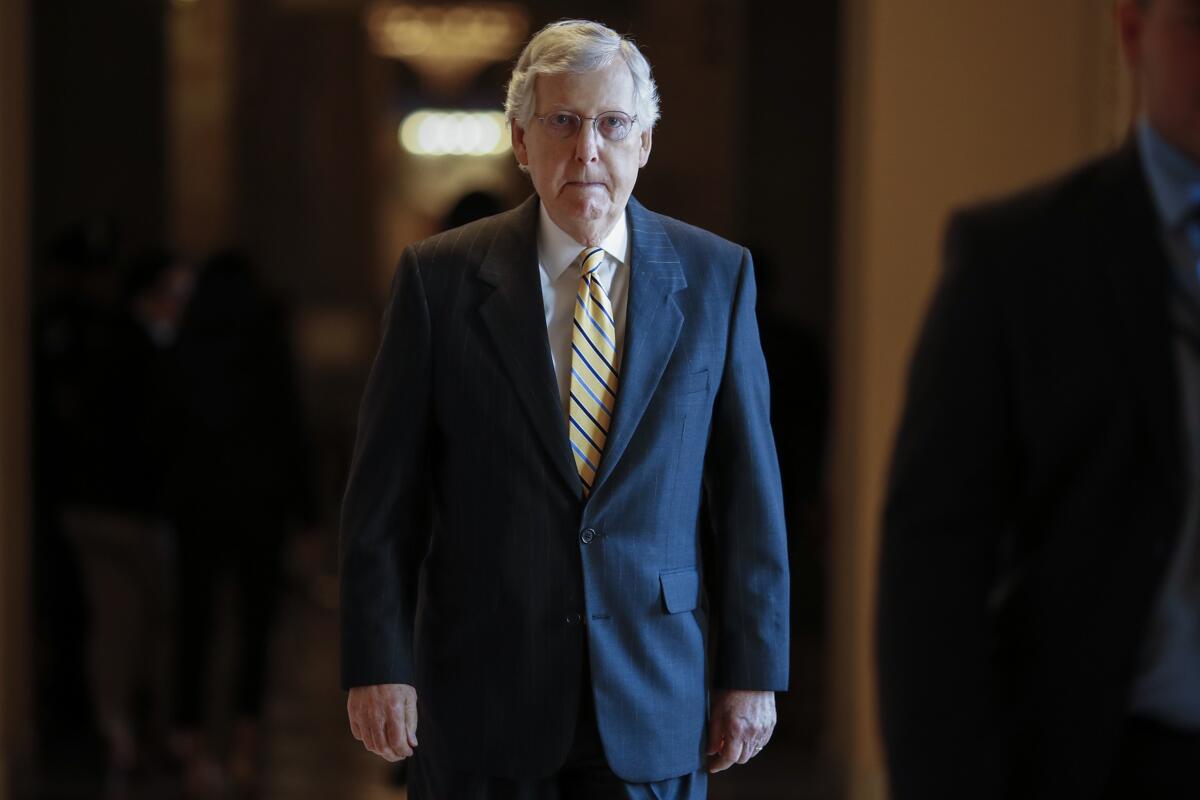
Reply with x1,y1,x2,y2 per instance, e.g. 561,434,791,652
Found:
587,310,617,351
572,320,617,374
569,415,603,452
588,280,617,326
571,368,613,416
576,294,617,350
570,440,599,472
570,392,608,434
572,344,616,397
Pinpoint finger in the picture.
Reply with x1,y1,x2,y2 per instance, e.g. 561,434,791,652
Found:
385,716,413,759
708,738,741,773
736,739,757,765
705,718,724,756
405,692,419,748
366,721,400,762
727,736,749,768
347,699,364,742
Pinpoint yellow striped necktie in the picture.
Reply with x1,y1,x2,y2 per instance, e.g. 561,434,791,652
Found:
568,246,620,497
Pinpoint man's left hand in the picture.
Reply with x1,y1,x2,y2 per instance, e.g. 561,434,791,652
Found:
705,689,776,773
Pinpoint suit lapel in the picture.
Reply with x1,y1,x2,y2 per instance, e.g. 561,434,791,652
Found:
1099,143,1184,501
477,197,582,498
591,197,688,496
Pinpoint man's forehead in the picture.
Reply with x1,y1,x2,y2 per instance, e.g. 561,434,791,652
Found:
533,64,636,108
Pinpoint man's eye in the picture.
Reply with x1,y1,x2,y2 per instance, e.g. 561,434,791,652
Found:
600,115,626,129
549,114,575,127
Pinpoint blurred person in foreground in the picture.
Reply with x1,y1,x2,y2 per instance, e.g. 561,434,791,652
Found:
163,250,315,793
340,19,789,799
879,1,1200,798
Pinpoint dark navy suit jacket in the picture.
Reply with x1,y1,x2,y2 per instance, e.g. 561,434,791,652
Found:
879,144,1186,799
340,195,789,782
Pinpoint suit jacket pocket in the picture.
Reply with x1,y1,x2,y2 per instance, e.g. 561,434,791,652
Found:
683,369,709,395
660,566,700,614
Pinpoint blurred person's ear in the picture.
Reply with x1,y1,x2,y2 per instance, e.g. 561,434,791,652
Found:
1117,0,1148,74
1116,0,1149,136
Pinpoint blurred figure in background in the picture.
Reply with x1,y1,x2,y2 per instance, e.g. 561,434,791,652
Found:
58,247,191,785
162,250,315,794
441,189,505,231
879,1,1200,798
31,217,124,772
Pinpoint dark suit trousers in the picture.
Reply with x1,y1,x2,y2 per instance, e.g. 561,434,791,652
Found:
408,660,707,800
1102,716,1200,799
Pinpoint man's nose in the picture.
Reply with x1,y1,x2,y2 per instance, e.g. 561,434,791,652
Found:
574,122,599,162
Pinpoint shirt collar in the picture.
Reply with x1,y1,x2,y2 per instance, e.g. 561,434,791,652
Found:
1137,117,1200,232
536,202,629,281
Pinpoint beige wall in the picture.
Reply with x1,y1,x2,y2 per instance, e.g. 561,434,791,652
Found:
830,2,1128,797
0,0,32,794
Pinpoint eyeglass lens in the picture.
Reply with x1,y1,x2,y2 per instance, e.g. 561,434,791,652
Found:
540,112,634,141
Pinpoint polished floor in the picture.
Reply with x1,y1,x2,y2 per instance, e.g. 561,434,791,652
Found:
26,575,834,800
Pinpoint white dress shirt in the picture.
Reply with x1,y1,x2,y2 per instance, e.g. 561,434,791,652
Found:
536,202,631,418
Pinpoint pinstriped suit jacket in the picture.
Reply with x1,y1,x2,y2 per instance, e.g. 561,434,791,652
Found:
340,194,789,782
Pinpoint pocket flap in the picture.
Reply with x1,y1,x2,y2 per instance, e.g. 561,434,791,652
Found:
683,369,709,394
660,567,699,614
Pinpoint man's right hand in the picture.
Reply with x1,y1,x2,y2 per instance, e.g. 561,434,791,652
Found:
347,683,419,762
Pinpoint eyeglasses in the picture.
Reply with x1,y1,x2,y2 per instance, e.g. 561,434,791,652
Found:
532,110,638,142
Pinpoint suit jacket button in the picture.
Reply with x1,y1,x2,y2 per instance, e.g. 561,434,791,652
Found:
581,528,596,544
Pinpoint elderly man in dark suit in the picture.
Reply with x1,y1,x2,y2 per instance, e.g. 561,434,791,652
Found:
879,1,1200,798
340,19,790,799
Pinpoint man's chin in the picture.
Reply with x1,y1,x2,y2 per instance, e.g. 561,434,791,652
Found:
560,203,608,225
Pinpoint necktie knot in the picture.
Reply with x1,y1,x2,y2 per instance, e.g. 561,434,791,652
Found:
579,247,606,276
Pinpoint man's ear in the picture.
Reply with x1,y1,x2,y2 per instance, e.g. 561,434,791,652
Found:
1116,0,1146,73
638,127,652,169
512,120,530,167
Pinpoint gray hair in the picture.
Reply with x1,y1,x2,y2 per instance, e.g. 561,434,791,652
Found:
504,19,660,131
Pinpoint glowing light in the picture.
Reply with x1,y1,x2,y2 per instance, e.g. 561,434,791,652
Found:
366,3,527,62
399,110,510,157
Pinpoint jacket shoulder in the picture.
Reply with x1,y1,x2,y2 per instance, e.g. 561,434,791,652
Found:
949,146,1138,253
646,209,745,261
408,205,525,269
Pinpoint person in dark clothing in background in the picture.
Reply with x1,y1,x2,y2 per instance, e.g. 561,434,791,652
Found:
32,216,127,775
162,250,315,793
62,249,193,783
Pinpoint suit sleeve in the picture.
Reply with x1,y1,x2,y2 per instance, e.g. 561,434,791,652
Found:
704,247,791,691
339,245,433,690
877,213,1019,800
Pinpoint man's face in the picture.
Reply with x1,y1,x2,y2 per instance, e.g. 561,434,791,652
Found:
1121,0,1200,160
511,61,652,245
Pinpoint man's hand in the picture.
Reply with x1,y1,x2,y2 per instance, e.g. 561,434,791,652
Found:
347,683,419,762
706,689,776,773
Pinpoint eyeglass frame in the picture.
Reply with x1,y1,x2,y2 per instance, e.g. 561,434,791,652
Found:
530,109,640,142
